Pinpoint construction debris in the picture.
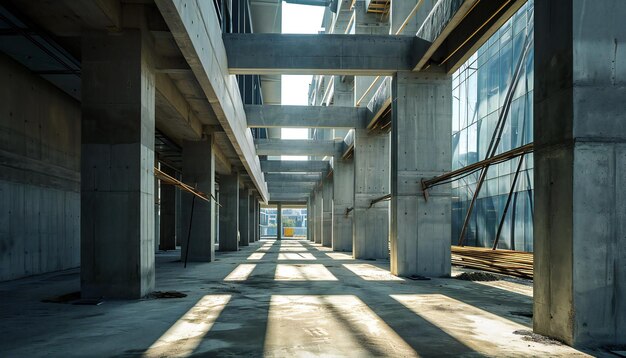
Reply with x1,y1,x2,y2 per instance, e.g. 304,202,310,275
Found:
150,291,187,299
451,245,533,279
455,271,500,282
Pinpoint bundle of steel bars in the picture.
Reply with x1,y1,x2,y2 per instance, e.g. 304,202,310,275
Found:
451,245,533,279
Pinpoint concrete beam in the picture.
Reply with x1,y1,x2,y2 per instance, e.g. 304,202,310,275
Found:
261,160,330,173
224,34,431,75
269,186,315,194
246,105,368,129
265,173,322,182
154,55,192,74
255,139,339,156
269,194,310,202
268,182,317,190
155,0,269,203
270,187,313,196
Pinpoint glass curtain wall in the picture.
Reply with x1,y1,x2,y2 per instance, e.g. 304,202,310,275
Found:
451,0,534,251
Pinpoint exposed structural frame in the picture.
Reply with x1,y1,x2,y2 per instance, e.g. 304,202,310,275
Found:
245,105,368,129
224,33,432,75
155,0,269,202
260,160,330,173
255,139,341,156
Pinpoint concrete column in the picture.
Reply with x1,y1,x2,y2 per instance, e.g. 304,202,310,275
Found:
219,173,239,251
248,195,255,243
154,157,160,252
353,129,390,259
322,175,333,247
255,200,260,242
354,0,389,107
238,189,250,246
276,202,282,240
307,198,313,241
332,75,354,252
390,71,451,278
534,0,626,347
332,154,354,252
159,165,176,250
314,188,323,244
175,172,182,247
80,29,155,299
181,137,216,262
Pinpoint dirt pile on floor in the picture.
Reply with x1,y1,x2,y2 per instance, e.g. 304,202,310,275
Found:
455,271,500,281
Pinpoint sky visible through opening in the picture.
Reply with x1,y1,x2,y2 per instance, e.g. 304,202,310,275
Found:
280,2,325,160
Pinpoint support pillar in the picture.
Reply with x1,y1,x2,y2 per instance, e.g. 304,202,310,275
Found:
248,195,255,243
314,188,323,244
159,165,176,250
322,175,333,247
333,153,354,252
307,198,313,241
239,189,250,246
255,200,260,242
353,129,390,259
181,137,216,262
331,75,354,252
80,29,155,299
390,71,451,278
533,0,626,347
277,202,282,240
219,174,239,251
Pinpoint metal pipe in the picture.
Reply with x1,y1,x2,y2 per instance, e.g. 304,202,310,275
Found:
422,143,533,189
492,153,525,250
369,193,391,208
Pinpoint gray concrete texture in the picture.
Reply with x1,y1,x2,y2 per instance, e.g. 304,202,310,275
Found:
322,176,334,247
238,190,250,247
0,53,80,282
246,104,367,129
181,138,216,263
533,0,626,347
219,173,239,251
390,71,452,278
223,33,430,76
353,128,390,260
159,165,176,251
80,30,155,299
0,240,593,357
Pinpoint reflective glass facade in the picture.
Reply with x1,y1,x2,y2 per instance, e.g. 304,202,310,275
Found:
451,1,534,251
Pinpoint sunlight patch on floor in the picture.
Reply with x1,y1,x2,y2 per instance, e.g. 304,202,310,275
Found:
224,264,257,281
390,294,587,356
274,264,337,281
325,252,353,260
343,264,404,281
264,295,417,357
144,295,231,357
247,252,266,260
277,252,316,260
278,246,307,252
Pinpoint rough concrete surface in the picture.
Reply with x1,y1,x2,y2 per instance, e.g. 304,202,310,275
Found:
0,239,599,357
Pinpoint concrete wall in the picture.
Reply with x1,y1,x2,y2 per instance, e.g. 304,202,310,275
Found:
0,54,80,281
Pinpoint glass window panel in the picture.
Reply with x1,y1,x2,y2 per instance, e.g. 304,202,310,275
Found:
467,71,478,124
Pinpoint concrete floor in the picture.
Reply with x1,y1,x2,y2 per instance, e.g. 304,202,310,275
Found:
0,239,598,357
